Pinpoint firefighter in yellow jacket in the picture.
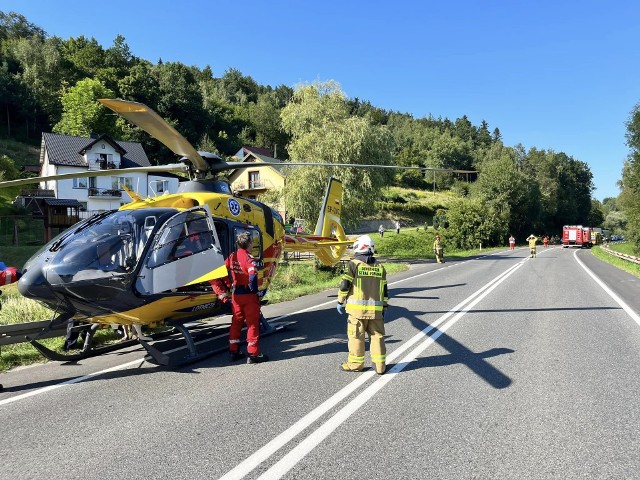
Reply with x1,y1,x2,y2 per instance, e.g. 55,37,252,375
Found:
526,234,538,258
337,235,389,374
433,233,445,263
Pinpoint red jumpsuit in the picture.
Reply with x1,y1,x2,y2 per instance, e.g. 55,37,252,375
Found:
226,249,261,356
210,277,231,305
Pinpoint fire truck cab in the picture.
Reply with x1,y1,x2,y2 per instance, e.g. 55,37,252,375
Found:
562,225,593,248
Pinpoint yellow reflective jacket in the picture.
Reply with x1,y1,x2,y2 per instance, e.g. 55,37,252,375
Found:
338,257,388,320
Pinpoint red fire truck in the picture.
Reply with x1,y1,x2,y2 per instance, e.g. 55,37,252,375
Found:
562,225,593,248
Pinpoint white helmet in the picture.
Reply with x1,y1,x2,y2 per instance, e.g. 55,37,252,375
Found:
353,235,375,255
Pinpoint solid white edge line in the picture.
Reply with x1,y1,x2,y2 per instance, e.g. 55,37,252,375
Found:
219,258,525,480
0,358,144,407
573,249,640,327
256,261,525,480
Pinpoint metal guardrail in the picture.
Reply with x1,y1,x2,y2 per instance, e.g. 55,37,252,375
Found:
601,244,640,265
0,320,66,346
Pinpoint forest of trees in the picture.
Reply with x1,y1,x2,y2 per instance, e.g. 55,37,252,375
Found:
0,10,627,248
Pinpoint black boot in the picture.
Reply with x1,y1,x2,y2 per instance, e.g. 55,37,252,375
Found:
247,353,269,364
229,350,245,362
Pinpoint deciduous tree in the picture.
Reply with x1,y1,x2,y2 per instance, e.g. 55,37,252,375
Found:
280,81,394,229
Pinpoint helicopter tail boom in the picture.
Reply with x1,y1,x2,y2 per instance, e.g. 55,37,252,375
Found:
285,177,349,265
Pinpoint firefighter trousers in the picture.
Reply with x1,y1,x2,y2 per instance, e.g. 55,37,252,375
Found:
344,315,386,373
229,293,261,356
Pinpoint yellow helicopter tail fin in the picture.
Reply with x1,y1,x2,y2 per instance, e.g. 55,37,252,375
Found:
313,177,349,265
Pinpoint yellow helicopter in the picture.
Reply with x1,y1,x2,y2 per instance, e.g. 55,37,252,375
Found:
0,99,475,366
0,99,358,366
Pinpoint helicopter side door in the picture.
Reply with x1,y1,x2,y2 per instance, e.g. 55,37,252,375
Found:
136,207,226,294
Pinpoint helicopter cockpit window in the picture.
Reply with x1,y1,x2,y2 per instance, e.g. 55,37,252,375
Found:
233,227,262,262
46,211,144,284
147,210,216,268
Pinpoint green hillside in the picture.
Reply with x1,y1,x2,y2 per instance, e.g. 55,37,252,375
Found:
0,138,40,204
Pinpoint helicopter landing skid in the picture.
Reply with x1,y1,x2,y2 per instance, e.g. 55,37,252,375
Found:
26,312,113,362
28,336,139,362
139,316,292,367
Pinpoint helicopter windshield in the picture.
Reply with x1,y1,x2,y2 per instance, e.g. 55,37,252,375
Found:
45,210,165,285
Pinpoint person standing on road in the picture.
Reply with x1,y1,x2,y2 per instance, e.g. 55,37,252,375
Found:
336,235,388,374
526,234,539,258
508,234,516,250
433,233,445,263
543,235,549,248
226,231,268,364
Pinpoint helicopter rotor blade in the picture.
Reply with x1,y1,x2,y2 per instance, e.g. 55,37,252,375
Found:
0,164,188,189
219,161,476,174
98,99,208,174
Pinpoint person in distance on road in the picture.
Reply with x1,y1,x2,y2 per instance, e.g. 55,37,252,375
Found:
526,234,539,258
336,235,389,374
433,233,445,263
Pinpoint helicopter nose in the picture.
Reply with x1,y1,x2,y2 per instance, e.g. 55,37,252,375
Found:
18,266,57,304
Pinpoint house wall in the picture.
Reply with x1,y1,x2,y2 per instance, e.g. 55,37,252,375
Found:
147,174,180,197
229,166,284,192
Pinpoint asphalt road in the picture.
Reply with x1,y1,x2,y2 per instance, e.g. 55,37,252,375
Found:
2,245,640,480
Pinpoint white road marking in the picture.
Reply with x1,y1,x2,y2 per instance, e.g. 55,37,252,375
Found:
0,358,144,407
573,249,640,327
220,259,525,480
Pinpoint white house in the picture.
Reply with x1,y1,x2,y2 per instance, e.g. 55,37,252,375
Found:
38,132,180,211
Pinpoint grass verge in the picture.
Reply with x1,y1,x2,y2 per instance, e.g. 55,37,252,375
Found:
265,261,406,304
591,245,640,278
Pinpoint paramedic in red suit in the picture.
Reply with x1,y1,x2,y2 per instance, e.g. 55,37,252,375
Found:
226,231,269,364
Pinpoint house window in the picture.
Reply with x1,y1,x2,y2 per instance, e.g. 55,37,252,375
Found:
249,171,261,189
151,179,169,194
88,177,97,189
112,176,133,190
73,178,88,189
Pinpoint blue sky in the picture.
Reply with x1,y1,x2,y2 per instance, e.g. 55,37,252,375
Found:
4,0,640,201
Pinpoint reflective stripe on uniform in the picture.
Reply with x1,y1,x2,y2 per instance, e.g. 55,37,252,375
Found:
348,353,365,364
346,299,385,307
371,354,386,363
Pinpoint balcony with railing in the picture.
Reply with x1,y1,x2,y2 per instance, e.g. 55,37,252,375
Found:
234,178,277,192
88,187,122,198
87,159,120,171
